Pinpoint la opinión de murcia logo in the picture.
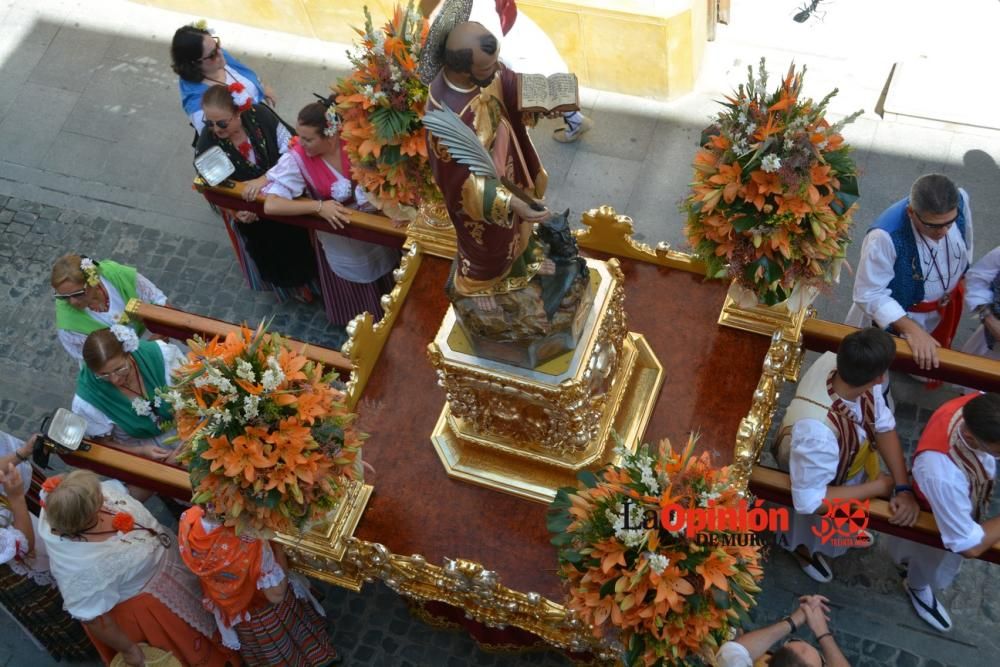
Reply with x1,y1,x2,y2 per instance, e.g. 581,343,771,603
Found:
615,498,792,547
810,498,871,547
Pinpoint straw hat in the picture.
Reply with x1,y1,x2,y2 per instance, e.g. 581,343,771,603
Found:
417,0,473,84
109,644,182,667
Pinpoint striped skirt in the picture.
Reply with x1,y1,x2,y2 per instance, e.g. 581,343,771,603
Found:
221,210,321,303
0,564,96,661
314,237,399,326
236,584,337,667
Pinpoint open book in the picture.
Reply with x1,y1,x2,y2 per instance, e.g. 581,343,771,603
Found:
516,73,580,114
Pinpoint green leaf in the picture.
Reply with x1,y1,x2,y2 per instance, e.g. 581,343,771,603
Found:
576,470,599,488
370,107,419,142
563,550,583,564
711,585,731,610
377,144,404,167
599,577,619,598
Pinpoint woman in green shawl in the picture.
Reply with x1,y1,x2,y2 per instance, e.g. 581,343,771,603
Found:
52,254,168,363
71,327,185,463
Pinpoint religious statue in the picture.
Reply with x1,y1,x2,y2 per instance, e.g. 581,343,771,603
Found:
418,4,591,367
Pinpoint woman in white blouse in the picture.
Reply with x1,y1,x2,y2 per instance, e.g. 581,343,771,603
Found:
39,470,235,666
264,98,401,326
961,245,1000,360
0,434,96,661
52,254,168,363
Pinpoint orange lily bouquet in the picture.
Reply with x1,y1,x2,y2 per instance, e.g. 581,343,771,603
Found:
163,325,365,535
334,2,437,220
684,59,862,306
547,437,763,666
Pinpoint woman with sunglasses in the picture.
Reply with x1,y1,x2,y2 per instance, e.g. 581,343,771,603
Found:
196,84,319,303
171,23,276,136
39,470,236,667
70,327,185,465
52,254,168,363
263,98,400,327
0,439,97,662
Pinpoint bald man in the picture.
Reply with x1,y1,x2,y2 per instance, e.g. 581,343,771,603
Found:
424,21,552,305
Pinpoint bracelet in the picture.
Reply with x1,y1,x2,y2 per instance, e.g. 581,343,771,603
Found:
893,484,914,496
14,450,29,463
782,616,797,634
315,200,323,215
816,632,834,643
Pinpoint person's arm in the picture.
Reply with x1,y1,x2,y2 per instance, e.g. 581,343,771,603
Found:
0,462,33,555
0,436,35,476
915,454,992,558
734,605,807,659
963,247,1000,310
801,602,849,667
259,542,289,605
83,614,144,667
962,515,1000,558
877,429,920,526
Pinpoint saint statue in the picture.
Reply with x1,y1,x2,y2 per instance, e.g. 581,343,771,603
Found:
419,5,591,366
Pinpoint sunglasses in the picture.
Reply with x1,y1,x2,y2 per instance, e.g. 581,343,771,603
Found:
53,288,87,300
196,36,221,63
96,362,131,382
204,116,235,130
911,208,959,230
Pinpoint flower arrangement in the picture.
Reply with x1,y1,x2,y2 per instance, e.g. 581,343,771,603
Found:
547,437,764,666
334,2,436,220
163,325,366,535
683,59,862,306
80,257,100,287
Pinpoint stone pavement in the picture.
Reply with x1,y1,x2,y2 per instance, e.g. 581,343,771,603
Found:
1,0,1000,664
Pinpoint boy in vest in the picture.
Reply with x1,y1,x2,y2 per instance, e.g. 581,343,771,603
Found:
846,174,973,376
887,393,1000,632
774,328,920,582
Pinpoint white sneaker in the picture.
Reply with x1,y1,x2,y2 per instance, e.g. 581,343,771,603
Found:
904,580,952,632
793,550,833,583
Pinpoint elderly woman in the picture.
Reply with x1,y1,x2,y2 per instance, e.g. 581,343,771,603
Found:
0,434,95,661
197,84,319,302
264,98,400,326
38,470,235,666
71,327,184,462
171,23,275,136
52,254,167,363
178,504,340,665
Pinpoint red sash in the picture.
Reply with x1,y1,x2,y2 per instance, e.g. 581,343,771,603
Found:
907,278,965,389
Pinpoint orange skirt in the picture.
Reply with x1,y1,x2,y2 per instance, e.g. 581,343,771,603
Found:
86,592,237,667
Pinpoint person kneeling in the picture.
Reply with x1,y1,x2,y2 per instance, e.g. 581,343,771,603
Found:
773,328,920,582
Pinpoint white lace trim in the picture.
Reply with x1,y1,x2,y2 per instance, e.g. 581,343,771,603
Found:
143,541,217,639
288,572,325,617
7,558,55,586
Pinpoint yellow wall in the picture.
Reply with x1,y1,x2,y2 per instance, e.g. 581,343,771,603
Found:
143,0,706,99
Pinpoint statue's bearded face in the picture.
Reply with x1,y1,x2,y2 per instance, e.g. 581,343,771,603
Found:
470,46,499,88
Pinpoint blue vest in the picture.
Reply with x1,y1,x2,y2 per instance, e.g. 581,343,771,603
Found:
868,196,967,311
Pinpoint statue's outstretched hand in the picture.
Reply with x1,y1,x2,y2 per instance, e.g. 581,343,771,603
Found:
511,196,549,223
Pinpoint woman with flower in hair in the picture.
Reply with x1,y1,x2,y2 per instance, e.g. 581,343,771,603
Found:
171,21,276,136
197,84,320,303
39,470,236,666
264,98,401,326
52,254,168,363
0,436,96,662
71,327,185,463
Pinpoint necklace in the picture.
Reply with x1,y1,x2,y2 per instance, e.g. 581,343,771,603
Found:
917,233,953,305
443,74,477,94
89,283,110,312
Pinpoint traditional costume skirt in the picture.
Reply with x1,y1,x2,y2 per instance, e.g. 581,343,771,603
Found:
221,209,320,303
234,584,336,667
0,563,96,661
314,238,398,326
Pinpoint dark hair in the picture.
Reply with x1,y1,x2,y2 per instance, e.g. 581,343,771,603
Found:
171,25,212,83
769,644,813,667
202,84,237,113
963,393,1000,445
910,174,959,216
82,329,126,373
836,327,896,387
297,97,338,133
443,33,498,73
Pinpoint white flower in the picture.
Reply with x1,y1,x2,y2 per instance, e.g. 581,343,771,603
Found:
761,154,782,173
646,553,670,574
109,324,139,353
261,370,282,392
131,397,152,417
164,390,183,407
80,258,96,272
816,139,828,151
153,396,162,408
235,359,256,382
194,374,213,388
243,394,260,420
331,178,353,202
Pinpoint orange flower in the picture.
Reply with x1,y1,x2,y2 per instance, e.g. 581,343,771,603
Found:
112,511,135,533
696,550,737,591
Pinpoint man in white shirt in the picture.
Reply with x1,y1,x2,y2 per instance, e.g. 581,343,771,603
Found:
846,174,973,375
774,328,920,582
887,392,1000,632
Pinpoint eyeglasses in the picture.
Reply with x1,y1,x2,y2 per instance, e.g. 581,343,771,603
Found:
53,288,87,300
911,208,959,230
203,116,235,130
196,36,221,63
96,363,131,381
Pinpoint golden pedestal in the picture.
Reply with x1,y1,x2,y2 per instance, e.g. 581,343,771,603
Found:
428,259,664,503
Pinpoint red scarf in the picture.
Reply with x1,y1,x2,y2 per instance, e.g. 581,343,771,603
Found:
289,141,353,202
178,507,264,626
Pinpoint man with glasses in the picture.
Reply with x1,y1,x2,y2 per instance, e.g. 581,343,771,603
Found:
887,392,1000,632
847,174,973,379
716,594,850,666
